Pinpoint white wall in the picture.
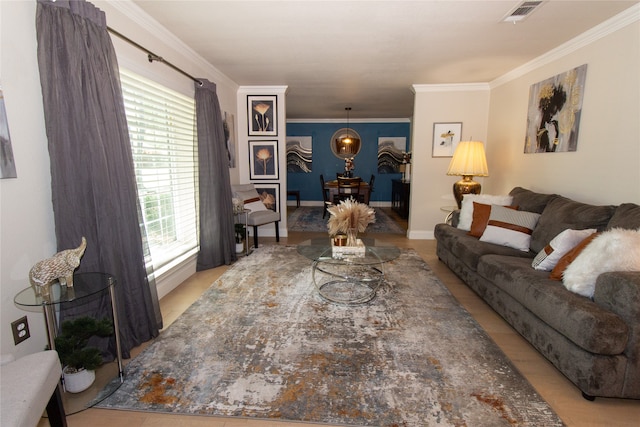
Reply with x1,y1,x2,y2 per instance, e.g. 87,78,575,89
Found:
485,17,640,205
407,7,639,242
0,0,239,357
1,1,56,359
408,85,490,239
236,86,289,238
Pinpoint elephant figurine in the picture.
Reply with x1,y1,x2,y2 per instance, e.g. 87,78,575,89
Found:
29,237,87,298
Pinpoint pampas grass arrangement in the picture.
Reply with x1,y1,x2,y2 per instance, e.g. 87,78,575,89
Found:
327,198,376,236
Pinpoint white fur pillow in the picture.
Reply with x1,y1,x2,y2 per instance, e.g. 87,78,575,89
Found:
457,194,513,231
563,228,640,298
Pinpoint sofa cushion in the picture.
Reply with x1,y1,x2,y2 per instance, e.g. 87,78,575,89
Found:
477,255,629,355
530,196,616,254
434,224,532,272
607,203,640,230
509,187,557,214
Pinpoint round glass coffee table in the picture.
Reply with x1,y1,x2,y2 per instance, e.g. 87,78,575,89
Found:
297,238,400,304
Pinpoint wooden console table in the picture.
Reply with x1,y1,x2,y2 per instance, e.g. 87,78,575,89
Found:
391,179,410,219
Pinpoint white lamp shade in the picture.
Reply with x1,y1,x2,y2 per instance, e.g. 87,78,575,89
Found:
446,140,489,176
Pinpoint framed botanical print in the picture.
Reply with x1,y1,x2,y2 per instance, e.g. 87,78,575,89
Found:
253,183,280,212
432,122,462,157
249,140,279,180
247,95,277,136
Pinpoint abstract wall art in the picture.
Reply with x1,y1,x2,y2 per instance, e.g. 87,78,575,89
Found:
524,64,587,153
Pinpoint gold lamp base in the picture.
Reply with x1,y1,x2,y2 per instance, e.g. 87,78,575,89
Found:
453,175,482,208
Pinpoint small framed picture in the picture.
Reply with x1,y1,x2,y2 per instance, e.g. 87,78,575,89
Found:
253,183,280,212
432,122,462,157
249,140,279,180
247,95,277,136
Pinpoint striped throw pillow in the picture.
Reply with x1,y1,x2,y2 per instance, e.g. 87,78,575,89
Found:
479,205,541,252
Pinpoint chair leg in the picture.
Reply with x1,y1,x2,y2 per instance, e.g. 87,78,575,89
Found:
253,226,259,248
275,222,280,242
46,384,68,427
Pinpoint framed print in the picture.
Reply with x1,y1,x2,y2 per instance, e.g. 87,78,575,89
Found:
286,136,312,173
524,64,587,153
249,140,279,180
248,95,277,136
432,122,462,157
254,183,280,212
0,86,17,179
377,137,406,173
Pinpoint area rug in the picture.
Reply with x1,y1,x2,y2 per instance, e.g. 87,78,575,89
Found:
288,206,405,234
97,245,564,426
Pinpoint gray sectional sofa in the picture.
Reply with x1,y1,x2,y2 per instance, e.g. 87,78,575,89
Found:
434,187,640,400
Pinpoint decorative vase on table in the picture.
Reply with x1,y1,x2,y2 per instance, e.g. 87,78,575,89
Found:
327,198,375,247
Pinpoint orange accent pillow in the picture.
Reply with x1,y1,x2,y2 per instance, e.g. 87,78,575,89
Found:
549,232,600,280
468,203,518,238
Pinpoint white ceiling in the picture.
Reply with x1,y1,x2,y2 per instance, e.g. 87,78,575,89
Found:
130,0,638,119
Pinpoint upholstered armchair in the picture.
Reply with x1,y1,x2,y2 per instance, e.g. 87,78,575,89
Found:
232,184,280,249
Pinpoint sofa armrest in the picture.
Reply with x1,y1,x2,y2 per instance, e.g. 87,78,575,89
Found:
450,210,460,228
593,271,640,396
593,272,640,324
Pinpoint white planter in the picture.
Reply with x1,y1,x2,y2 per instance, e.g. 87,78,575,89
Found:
63,367,95,393
236,242,244,253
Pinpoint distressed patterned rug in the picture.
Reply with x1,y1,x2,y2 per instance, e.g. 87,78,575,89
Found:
97,245,564,426
288,206,406,234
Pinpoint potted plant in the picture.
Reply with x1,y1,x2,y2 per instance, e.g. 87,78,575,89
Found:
235,223,246,254
54,316,113,393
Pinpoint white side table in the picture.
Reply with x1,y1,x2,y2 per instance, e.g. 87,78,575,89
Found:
440,205,458,225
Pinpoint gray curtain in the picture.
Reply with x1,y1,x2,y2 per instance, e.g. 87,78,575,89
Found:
35,0,162,358
195,79,236,270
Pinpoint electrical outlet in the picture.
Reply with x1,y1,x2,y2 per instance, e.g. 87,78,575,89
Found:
11,316,30,345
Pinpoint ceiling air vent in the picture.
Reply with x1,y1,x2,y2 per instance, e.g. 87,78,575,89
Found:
501,1,544,23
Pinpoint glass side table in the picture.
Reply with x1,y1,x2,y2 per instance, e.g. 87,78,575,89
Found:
14,272,123,414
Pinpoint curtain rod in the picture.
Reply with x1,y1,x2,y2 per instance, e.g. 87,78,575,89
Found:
107,27,203,86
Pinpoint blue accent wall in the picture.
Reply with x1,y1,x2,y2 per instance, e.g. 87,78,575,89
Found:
287,122,410,203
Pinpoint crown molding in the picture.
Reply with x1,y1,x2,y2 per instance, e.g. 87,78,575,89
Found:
238,86,289,95
107,0,238,90
412,83,490,93
490,3,640,89
287,118,412,124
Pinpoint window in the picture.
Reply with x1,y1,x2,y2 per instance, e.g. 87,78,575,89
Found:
120,69,198,270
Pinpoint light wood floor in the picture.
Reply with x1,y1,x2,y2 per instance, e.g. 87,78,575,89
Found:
42,211,639,426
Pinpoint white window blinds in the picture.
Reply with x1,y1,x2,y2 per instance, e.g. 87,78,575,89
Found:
119,69,198,270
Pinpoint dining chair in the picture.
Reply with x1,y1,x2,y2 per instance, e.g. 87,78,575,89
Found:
334,177,363,204
368,174,375,202
319,174,332,218
231,184,280,249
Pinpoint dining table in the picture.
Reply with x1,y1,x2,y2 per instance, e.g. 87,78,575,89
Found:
324,178,370,204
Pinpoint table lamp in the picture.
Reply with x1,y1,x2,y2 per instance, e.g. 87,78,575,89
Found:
446,140,489,208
